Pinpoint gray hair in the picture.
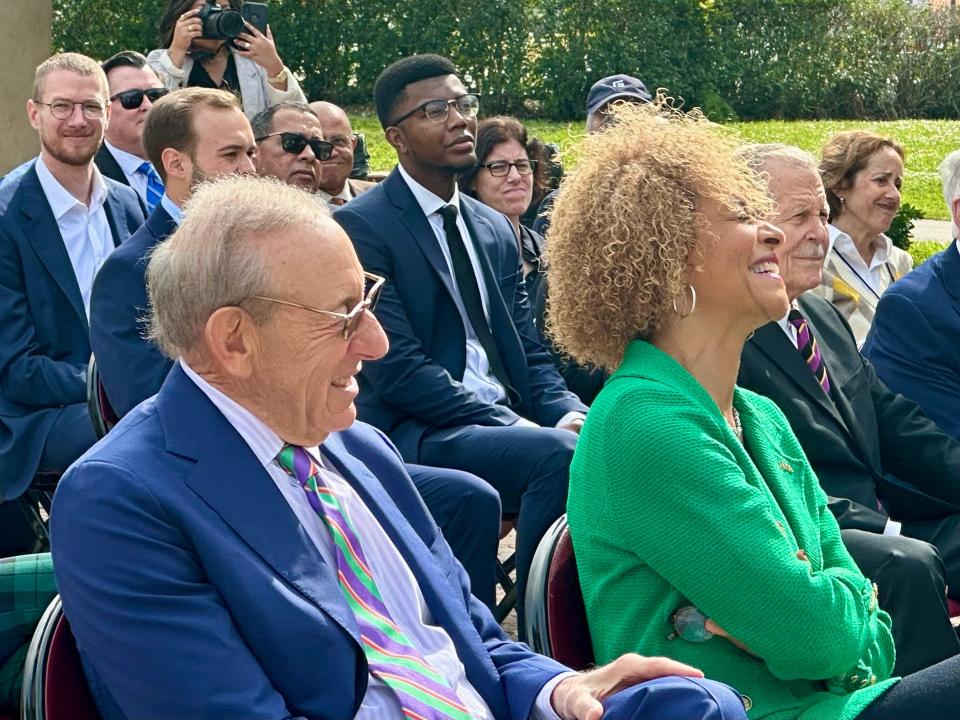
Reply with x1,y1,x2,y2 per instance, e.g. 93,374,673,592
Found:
939,149,960,210
737,143,818,175
146,175,330,359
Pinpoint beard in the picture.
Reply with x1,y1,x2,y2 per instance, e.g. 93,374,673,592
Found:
43,133,100,167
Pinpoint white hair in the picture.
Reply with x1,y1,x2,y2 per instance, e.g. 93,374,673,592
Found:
938,150,960,236
146,175,330,359
737,143,818,175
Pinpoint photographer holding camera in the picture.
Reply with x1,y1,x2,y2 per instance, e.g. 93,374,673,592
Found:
149,0,305,118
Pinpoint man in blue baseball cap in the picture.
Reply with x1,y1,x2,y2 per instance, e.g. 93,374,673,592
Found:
584,73,652,132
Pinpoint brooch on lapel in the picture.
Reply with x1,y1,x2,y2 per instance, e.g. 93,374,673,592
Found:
778,459,794,473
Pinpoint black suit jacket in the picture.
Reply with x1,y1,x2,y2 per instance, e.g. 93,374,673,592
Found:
94,144,147,215
738,293,960,533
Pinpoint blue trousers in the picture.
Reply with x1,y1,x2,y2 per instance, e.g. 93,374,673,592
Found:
603,677,747,720
405,464,501,609
419,424,577,637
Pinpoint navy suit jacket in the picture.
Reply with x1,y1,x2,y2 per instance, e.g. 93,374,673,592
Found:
94,144,147,215
0,161,143,500
334,169,586,459
51,364,567,720
90,204,176,417
863,246,960,440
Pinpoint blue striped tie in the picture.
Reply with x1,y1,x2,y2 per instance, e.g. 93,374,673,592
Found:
137,161,165,214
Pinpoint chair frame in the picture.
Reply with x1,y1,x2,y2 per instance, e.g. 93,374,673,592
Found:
523,514,569,658
20,595,62,720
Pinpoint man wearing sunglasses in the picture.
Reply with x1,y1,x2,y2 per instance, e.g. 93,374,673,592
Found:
251,102,332,191
334,55,589,638
95,51,169,215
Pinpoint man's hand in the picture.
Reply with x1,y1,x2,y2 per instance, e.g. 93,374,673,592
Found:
550,654,704,720
557,416,585,434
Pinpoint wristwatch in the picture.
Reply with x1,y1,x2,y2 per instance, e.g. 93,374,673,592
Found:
268,67,288,85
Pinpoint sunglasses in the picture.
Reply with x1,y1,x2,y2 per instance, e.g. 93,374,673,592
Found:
109,87,170,110
255,132,334,161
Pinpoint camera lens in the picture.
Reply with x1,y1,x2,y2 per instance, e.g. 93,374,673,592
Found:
214,10,245,39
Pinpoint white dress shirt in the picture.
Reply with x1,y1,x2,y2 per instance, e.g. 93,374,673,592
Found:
828,225,895,296
318,180,353,206
103,140,150,209
396,166,585,430
180,362,569,718
34,155,114,317
775,305,901,536
159,193,183,225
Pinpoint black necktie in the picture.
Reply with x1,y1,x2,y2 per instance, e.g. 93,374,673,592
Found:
438,205,519,406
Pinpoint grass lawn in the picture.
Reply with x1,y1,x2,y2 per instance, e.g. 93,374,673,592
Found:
349,114,959,221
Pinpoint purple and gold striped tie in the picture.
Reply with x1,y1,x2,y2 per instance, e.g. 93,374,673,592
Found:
276,445,471,720
788,309,831,394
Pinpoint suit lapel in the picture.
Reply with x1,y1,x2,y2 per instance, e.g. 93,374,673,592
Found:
321,434,509,716
159,366,361,643
20,165,87,328
102,191,124,249
749,322,851,434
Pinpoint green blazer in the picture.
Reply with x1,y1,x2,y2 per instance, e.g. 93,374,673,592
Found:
568,340,897,720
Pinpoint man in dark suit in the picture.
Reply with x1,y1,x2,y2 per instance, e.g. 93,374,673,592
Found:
309,100,377,207
334,56,589,627
863,149,960,441
737,144,960,673
0,53,143,514
95,51,167,215
91,87,257,419
90,90,502,608
52,175,746,720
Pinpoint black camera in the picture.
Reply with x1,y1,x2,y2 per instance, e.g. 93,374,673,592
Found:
198,0,245,40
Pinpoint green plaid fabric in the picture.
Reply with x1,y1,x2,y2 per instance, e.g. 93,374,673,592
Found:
0,553,57,712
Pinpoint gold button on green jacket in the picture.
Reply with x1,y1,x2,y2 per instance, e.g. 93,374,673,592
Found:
568,340,898,719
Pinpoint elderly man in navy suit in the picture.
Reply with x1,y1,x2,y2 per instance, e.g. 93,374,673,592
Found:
334,56,588,632
0,53,143,520
52,175,746,720
863,150,960,441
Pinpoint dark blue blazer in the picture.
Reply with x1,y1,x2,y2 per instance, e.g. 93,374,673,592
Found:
863,246,960,440
90,204,176,418
51,364,567,720
334,168,586,459
0,161,143,500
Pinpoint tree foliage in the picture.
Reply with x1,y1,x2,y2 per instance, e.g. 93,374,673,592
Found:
52,0,960,120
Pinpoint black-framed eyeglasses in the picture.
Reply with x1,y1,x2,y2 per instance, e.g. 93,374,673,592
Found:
390,94,480,126
481,159,538,177
255,132,334,161
250,272,385,340
34,100,106,120
325,133,356,150
110,87,170,110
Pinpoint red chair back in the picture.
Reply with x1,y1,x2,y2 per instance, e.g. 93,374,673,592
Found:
546,525,594,670
21,596,100,720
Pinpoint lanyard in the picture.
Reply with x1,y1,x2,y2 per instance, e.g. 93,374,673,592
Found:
832,248,896,300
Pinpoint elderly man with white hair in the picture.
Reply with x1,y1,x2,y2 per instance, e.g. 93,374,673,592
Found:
863,150,960,441
737,143,960,674
50,175,747,720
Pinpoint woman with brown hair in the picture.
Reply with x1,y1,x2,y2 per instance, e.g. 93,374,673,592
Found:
816,131,912,346
149,0,305,118
547,101,960,719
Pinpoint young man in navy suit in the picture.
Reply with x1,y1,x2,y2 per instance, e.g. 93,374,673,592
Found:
334,56,588,630
52,175,745,720
0,53,143,518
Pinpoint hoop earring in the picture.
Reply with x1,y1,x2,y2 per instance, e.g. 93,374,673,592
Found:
672,284,697,318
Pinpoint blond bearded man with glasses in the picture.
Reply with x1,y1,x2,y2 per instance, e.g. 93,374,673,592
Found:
0,53,143,533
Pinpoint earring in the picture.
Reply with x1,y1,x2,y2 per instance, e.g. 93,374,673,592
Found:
672,284,697,318
839,196,845,206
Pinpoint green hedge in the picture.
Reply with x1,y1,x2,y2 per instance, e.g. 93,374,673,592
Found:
53,0,960,120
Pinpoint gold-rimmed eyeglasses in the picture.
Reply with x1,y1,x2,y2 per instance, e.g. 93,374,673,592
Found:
250,272,385,340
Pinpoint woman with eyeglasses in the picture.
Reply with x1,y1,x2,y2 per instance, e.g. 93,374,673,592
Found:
815,131,912,346
547,101,960,720
149,0,306,119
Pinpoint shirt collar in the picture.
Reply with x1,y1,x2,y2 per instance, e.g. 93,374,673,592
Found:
103,140,149,176
317,180,353,204
829,224,892,270
160,193,184,225
35,154,108,220
397,163,461,219
179,360,284,469
776,299,800,346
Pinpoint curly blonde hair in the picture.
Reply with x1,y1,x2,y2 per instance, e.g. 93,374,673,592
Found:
545,99,773,372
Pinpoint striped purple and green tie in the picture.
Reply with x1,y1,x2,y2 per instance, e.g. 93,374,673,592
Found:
276,444,472,720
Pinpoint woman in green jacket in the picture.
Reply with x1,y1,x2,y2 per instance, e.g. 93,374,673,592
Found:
544,101,960,719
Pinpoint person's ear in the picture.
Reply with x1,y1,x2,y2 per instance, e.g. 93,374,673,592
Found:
385,125,407,156
951,196,960,233
162,148,190,183
26,99,41,130
202,306,259,380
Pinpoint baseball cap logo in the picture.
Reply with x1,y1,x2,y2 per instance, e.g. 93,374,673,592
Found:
611,80,626,88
